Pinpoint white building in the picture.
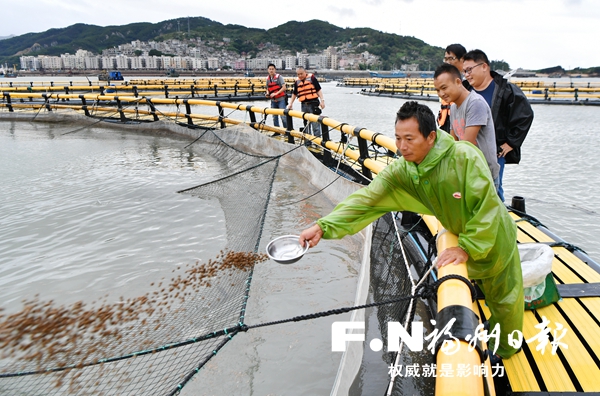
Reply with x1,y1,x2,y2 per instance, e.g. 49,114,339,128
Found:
39,56,63,70
207,57,220,70
83,56,100,70
172,56,184,69
297,52,309,68
101,56,115,70
20,56,40,71
189,48,204,58
308,55,329,70
267,59,282,69
191,58,208,70
285,56,297,69
130,57,144,69
61,54,77,69
75,49,94,58
142,56,159,69
161,56,174,69
115,55,129,69
246,58,269,70
330,54,339,70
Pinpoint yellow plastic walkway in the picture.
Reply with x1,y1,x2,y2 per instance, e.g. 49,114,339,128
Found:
476,211,600,393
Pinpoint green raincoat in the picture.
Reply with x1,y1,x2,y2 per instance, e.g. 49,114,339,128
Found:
317,130,523,358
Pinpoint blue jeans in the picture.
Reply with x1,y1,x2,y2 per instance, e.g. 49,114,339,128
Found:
271,99,287,129
497,156,506,202
300,101,321,138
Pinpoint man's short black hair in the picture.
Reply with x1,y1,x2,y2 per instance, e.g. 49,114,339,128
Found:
445,44,467,60
267,63,276,69
396,101,436,138
463,49,490,66
434,63,462,80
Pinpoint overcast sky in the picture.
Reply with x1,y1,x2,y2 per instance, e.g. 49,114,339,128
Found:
2,0,598,69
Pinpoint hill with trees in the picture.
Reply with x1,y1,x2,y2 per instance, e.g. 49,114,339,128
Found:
0,17,445,70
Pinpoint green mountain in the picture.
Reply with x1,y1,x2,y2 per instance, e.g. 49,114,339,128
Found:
269,20,443,70
0,17,221,61
0,17,444,70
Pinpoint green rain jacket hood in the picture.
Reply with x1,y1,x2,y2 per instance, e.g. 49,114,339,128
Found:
317,130,518,279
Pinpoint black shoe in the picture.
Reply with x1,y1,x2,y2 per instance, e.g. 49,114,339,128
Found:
489,352,503,366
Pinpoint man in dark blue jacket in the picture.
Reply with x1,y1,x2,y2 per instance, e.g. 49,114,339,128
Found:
462,50,534,202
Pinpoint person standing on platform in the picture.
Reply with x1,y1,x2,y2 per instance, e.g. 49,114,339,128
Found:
433,63,500,192
265,63,288,129
299,101,523,363
438,43,467,132
287,66,325,138
462,49,534,202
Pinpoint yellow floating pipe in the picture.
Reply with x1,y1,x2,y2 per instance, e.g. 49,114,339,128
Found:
0,101,391,176
435,228,486,396
3,93,399,156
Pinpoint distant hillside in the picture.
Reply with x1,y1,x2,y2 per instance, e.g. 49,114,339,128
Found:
537,66,566,74
535,65,600,77
269,20,442,70
0,17,223,61
0,17,444,70
569,66,600,77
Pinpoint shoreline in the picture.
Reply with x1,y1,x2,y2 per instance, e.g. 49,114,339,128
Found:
12,69,373,79
11,69,597,80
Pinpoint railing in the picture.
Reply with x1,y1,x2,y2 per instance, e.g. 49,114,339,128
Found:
0,91,398,182
348,78,600,103
341,77,434,87
0,79,284,100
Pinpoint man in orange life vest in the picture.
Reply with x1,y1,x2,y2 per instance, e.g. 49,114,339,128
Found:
287,66,325,138
438,44,467,132
265,63,288,129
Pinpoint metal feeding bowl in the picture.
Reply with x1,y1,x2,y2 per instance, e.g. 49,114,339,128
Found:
266,235,310,265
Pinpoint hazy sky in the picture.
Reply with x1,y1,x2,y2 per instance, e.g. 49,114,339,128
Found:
2,0,598,69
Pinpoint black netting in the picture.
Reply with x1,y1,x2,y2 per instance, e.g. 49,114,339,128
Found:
356,212,436,396
178,130,280,253
0,129,280,395
370,213,415,364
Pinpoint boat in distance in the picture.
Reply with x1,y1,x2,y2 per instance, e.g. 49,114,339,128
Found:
369,70,407,78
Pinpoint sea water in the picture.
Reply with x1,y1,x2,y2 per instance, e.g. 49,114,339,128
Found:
0,112,362,395
1,79,599,395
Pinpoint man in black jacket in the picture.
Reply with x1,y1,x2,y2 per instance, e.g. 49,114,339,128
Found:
462,50,534,202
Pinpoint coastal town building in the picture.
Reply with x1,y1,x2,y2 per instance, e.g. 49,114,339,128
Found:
19,37,381,72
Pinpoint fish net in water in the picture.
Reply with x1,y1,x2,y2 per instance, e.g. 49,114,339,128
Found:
370,212,416,361
362,211,436,395
0,120,432,395
0,127,282,395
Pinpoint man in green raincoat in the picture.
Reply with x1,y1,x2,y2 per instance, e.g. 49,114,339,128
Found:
300,101,523,361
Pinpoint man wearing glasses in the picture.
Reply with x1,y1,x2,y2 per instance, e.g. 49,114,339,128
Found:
462,50,534,202
443,44,467,75
438,44,467,132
